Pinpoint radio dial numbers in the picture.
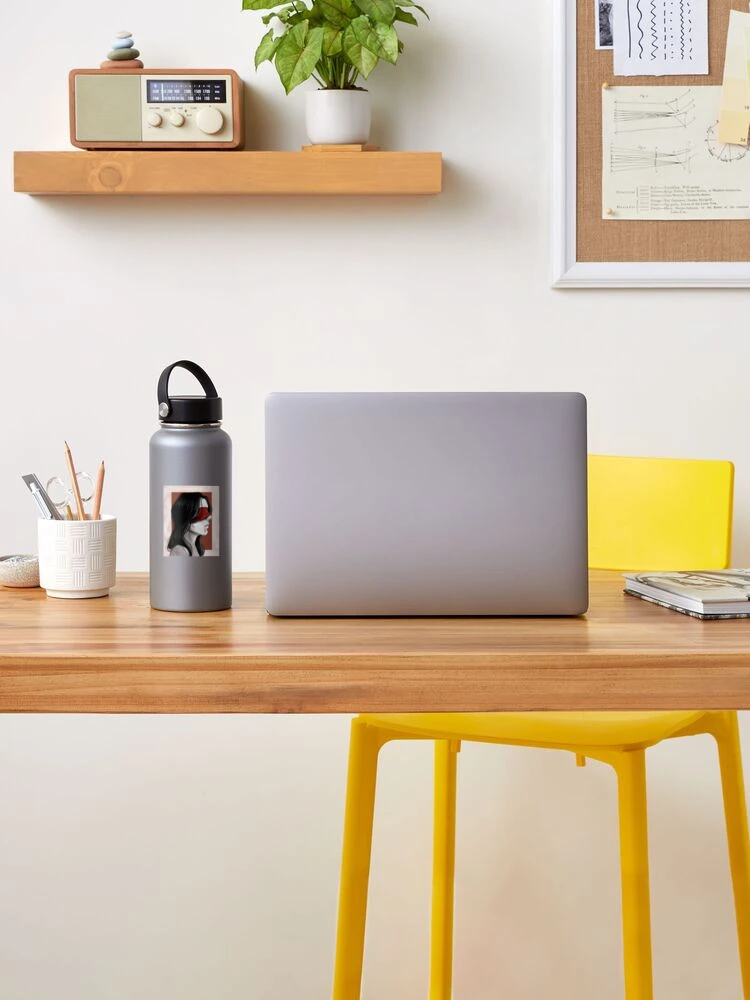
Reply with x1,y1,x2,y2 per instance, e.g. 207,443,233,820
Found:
141,88,231,141
196,107,224,135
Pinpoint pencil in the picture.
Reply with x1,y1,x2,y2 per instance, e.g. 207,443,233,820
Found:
64,440,86,521
92,461,105,521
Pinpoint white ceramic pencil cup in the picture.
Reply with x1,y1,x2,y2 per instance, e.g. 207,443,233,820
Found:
37,516,117,599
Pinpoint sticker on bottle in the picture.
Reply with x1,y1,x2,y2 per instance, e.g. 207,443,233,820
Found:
163,486,220,557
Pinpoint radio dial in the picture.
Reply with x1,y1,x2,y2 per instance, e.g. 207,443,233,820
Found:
168,111,185,127
147,111,163,127
196,107,224,135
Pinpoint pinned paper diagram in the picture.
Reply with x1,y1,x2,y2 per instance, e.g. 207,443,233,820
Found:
602,87,750,221
718,9,750,145
612,90,696,133
613,0,708,76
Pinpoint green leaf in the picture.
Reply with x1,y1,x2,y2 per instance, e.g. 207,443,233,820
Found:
374,21,399,61
265,4,308,22
394,0,428,16
243,0,286,9
321,24,344,55
255,28,283,67
349,15,398,63
353,0,396,23
316,0,358,27
394,7,418,25
342,22,379,76
261,3,309,22
275,22,325,92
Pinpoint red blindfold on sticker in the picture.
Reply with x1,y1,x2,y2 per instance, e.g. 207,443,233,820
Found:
190,507,211,523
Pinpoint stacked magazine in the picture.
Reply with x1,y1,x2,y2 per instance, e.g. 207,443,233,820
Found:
624,570,750,620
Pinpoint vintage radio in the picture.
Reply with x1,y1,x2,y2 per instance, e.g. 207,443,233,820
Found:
69,68,244,150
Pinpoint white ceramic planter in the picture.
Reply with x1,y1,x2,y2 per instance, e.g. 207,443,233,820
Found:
305,89,371,145
38,515,117,598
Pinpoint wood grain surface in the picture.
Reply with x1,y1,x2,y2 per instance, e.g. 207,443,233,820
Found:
2,572,750,713
13,151,443,196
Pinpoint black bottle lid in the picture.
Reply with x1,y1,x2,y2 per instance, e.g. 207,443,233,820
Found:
157,360,223,424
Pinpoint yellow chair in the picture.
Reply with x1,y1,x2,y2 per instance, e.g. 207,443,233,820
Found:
332,455,749,1000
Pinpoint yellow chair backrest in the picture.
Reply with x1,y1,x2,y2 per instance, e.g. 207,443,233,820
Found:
588,454,734,571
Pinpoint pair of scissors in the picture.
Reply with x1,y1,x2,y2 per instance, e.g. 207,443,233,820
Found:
46,472,95,519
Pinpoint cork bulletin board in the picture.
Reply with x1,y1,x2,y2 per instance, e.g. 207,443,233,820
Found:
552,0,750,286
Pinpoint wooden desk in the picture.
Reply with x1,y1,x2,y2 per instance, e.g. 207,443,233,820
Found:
1,571,750,713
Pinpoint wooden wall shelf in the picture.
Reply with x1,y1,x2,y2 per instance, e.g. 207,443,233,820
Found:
13,149,442,196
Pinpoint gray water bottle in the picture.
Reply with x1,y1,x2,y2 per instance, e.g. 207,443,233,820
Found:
149,360,232,611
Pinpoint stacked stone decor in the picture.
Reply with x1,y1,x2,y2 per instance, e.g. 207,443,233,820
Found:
100,30,143,69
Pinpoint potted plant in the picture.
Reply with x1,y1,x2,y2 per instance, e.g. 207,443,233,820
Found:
242,0,428,145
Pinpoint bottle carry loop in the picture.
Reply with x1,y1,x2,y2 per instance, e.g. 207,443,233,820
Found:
157,360,222,424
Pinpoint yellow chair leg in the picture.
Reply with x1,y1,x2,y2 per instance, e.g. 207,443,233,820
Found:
332,719,389,1000
615,749,654,1000
430,740,459,1000
714,712,750,998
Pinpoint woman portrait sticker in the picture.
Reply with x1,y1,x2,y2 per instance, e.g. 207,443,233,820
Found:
163,486,220,557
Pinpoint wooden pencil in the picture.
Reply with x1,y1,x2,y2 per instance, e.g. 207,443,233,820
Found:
64,440,86,520
92,461,105,521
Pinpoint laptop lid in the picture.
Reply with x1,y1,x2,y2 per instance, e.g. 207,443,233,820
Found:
265,392,588,616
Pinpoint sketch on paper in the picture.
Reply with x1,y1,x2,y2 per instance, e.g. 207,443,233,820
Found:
613,91,695,133
613,0,708,76
609,144,694,173
602,87,750,219
596,0,614,48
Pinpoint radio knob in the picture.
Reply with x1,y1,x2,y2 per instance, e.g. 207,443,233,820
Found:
168,111,185,127
196,107,224,135
147,111,163,127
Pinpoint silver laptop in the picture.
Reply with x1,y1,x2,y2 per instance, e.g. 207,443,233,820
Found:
265,392,588,616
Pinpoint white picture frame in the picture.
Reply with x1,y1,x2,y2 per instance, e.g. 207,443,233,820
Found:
551,0,750,288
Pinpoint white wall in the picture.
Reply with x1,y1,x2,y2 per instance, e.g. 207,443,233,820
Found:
1,1,748,997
